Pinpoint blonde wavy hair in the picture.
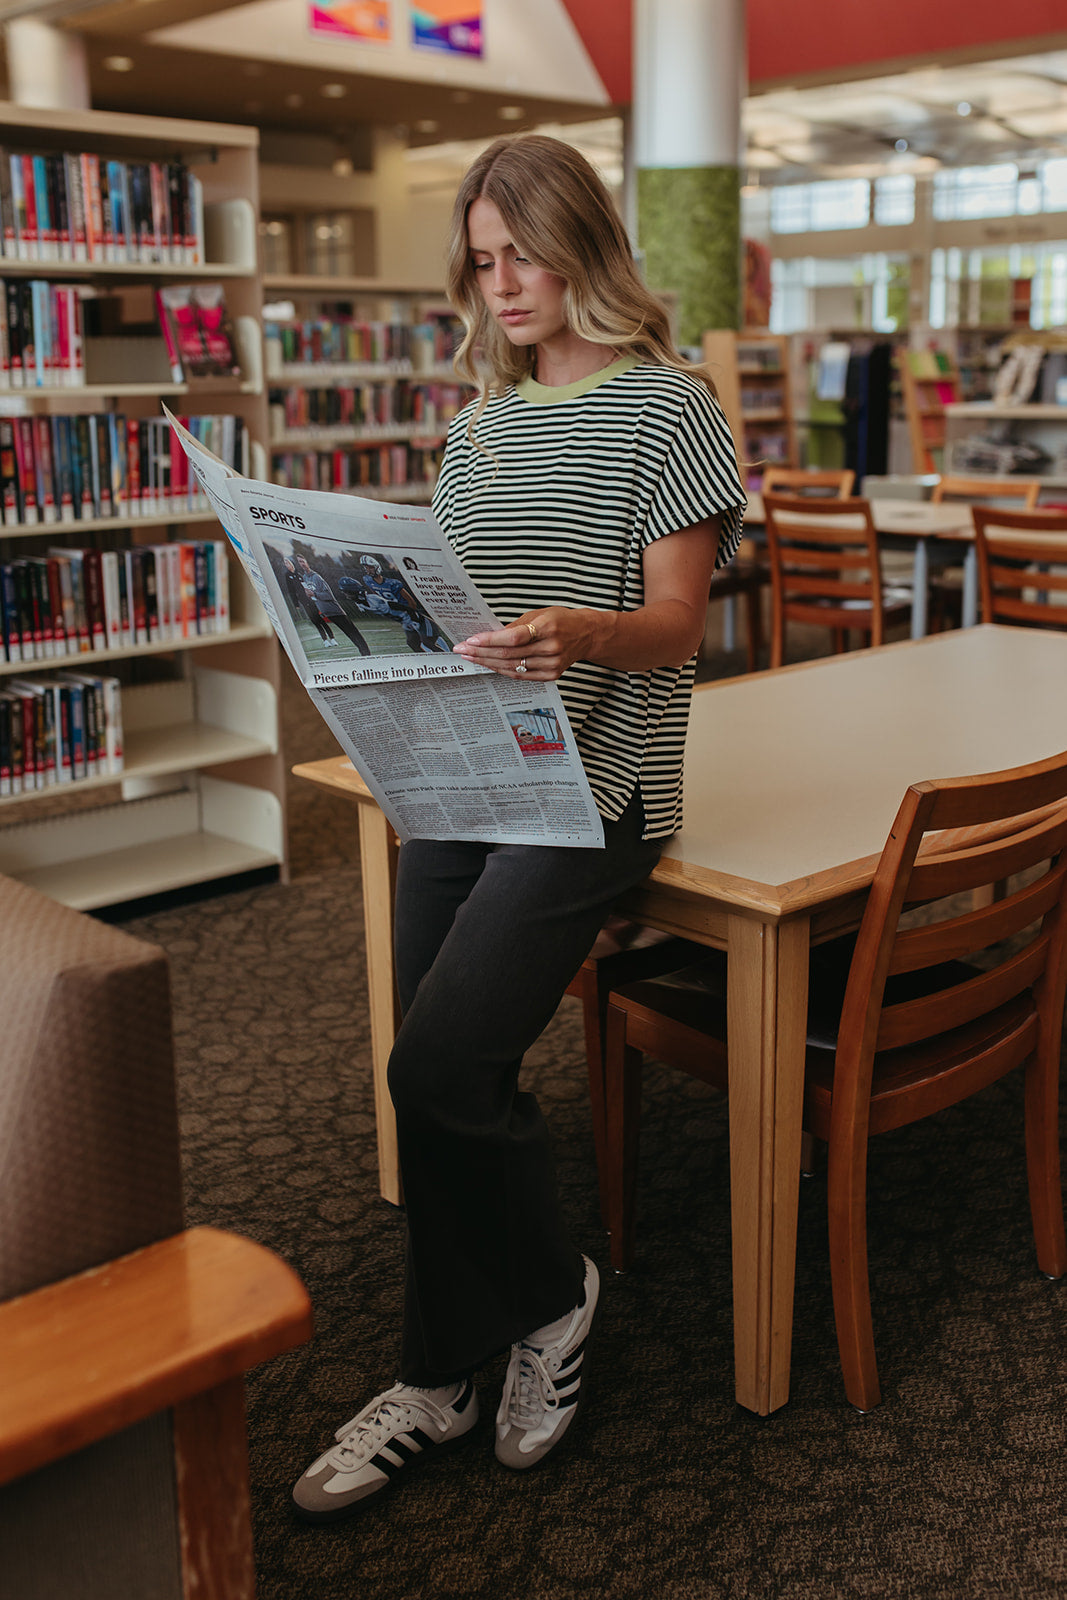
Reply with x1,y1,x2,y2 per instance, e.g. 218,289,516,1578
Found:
445,133,716,430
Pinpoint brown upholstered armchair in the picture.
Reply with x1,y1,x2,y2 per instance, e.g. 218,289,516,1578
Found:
0,877,310,1599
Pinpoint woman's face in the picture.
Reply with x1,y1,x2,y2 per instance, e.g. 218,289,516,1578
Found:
467,196,568,350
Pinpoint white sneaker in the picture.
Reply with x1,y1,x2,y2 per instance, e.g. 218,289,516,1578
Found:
495,1256,599,1470
292,1379,479,1523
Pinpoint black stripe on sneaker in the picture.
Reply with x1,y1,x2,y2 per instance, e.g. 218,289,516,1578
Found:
374,1443,419,1480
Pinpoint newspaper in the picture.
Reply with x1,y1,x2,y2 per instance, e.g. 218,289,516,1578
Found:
165,409,605,848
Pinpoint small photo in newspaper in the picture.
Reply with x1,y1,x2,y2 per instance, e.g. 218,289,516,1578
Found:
508,707,567,757
265,536,454,665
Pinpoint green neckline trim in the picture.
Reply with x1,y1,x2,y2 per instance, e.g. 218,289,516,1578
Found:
516,356,636,405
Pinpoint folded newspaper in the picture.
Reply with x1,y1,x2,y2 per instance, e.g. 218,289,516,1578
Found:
165,409,605,848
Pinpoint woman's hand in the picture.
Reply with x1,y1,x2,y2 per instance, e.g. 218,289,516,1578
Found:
452,516,724,681
453,608,596,681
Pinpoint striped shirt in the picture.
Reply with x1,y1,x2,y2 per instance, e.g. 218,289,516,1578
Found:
432,357,746,839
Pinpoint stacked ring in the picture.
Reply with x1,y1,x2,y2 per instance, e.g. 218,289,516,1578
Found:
516,659,528,674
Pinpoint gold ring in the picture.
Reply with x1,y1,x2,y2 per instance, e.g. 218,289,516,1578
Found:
516,659,528,674
526,622,538,641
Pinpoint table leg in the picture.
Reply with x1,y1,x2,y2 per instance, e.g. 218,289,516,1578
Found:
726,912,810,1414
962,546,978,627
910,538,929,639
356,805,403,1206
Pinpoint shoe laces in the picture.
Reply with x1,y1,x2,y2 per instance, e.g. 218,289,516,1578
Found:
327,1384,451,1470
499,1343,561,1432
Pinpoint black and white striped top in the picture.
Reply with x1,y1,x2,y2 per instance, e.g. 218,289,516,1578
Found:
433,357,746,839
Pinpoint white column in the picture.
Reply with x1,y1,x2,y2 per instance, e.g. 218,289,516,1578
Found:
6,18,91,111
633,0,745,171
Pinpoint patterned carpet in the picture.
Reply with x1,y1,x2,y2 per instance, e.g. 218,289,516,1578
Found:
115,646,1067,1600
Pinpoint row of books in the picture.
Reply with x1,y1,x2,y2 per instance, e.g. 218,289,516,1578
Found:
1,671,122,796
0,150,203,267
265,319,426,369
268,381,469,436
0,412,249,528
0,278,84,388
272,444,443,495
1,541,231,665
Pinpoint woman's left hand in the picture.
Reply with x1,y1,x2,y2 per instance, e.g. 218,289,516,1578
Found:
453,608,596,681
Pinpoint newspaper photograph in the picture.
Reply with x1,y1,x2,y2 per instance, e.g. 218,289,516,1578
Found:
166,409,605,848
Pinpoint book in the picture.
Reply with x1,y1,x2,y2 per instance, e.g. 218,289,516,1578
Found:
64,152,87,261
0,149,15,260
157,283,241,379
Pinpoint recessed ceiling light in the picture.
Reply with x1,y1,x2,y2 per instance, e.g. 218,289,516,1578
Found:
321,83,347,99
956,101,972,116
284,93,303,109
332,158,353,176
499,105,524,121
415,119,439,134
894,138,909,152
103,55,134,72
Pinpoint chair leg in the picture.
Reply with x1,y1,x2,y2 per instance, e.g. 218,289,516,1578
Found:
604,1000,644,1273
744,582,762,673
1024,1042,1067,1279
825,1121,882,1410
572,960,612,1229
800,1130,818,1177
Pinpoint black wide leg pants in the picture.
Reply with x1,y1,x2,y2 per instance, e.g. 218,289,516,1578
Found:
389,792,661,1384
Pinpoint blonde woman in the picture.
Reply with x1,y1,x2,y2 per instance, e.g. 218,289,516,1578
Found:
293,133,745,1523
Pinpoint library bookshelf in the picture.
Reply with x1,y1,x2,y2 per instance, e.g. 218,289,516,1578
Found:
898,347,962,474
262,274,470,505
702,329,797,489
0,101,286,910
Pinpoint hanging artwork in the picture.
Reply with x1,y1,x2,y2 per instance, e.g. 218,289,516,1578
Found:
412,0,482,58
309,1,392,43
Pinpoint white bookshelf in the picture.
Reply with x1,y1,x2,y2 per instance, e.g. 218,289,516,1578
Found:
0,100,286,908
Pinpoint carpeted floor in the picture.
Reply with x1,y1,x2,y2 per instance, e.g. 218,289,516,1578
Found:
115,640,1067,1600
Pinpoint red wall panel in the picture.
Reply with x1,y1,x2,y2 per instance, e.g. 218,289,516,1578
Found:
560,0,1067,105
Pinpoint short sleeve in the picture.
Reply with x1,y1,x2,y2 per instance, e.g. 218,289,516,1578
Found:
642,383,747,570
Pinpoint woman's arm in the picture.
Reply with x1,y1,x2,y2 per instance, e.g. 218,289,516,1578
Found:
452,517,723,681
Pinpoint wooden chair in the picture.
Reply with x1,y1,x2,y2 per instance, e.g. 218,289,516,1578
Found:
565,926,698,1223
603,750,1067,1411
973,506,1067,628
705,470,856,671
762,467,856,497
932,475,1041,509
762,492,911,667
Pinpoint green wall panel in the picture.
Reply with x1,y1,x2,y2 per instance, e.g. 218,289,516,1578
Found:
637,164,741,345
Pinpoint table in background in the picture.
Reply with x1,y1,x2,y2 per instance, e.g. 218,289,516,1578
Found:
294,625,1067,1416
744,491,977,638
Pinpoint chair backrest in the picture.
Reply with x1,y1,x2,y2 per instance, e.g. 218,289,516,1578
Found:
973,506,1067,628
762,492,888,666
932,474,1041,509
761,467,856,498
834,749,1067,1124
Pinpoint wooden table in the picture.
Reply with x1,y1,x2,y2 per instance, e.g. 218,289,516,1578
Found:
745,492,977,638
293,625,1067,1416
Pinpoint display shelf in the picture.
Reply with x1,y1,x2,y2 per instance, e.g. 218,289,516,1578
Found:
0,780,283,910
263,280,468,504
0,99,285,906
943,399,1067,483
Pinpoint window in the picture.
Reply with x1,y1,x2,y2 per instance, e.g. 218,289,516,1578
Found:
933,165,1020,221
770,179,870,234
874,174,915,226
